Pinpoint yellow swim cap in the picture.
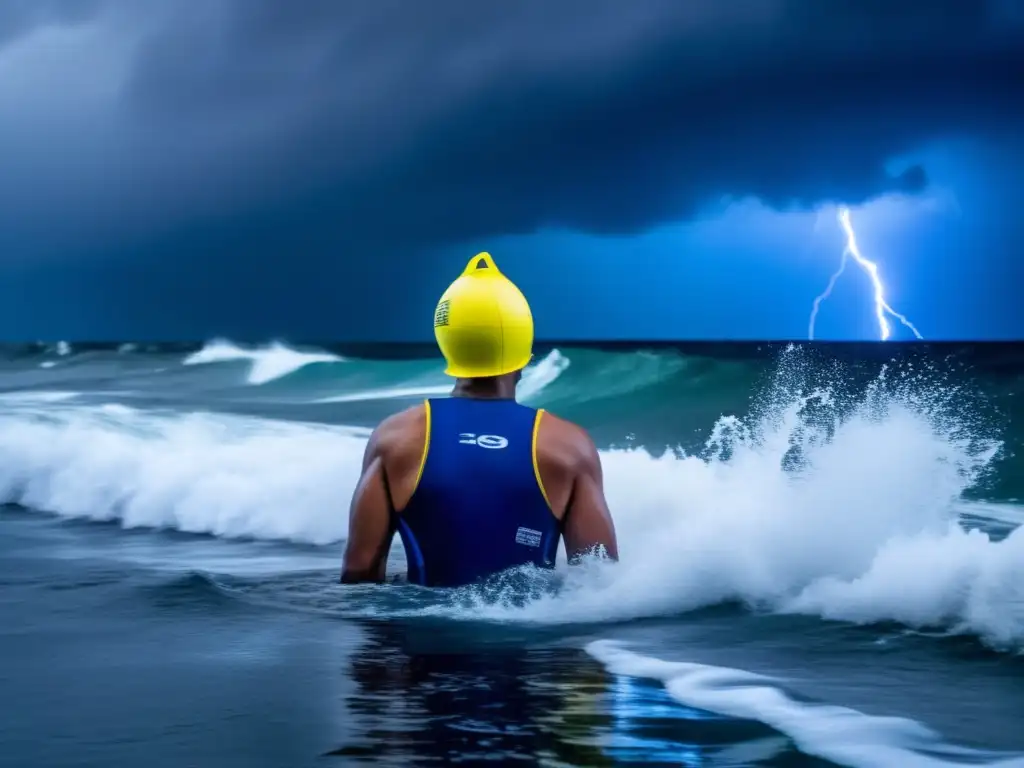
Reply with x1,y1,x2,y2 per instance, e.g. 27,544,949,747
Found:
433,252,534,378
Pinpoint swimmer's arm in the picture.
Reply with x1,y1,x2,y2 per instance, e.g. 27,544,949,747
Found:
563,435,619,564
340,431,394,584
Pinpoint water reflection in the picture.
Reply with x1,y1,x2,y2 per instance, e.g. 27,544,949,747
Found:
326,621,815,766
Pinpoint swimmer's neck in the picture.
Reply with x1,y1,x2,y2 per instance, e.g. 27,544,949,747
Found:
451,373,520,400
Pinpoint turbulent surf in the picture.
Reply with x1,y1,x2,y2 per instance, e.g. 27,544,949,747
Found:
3,339,1024,767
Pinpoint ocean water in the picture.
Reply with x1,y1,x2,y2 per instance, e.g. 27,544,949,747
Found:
2,339,1024,767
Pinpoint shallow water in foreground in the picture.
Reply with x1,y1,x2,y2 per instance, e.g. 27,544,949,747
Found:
5,510,1024,767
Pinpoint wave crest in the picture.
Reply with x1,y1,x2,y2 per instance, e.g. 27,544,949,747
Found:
183,339,343,385
0,405,362,545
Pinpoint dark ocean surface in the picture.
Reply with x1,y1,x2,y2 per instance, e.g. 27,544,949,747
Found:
2,340,1024,767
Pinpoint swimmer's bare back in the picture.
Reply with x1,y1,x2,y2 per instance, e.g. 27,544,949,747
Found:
341,404,619,583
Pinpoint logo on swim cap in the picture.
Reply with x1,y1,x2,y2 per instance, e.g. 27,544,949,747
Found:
433,299,450,328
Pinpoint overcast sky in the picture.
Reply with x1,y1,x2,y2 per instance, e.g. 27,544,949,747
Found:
0,0,1021,340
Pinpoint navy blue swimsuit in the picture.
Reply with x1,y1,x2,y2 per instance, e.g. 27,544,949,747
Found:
394,397,561,588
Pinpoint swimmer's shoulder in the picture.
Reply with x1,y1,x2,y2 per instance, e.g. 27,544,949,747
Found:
534,409,601,518
367,402,428,464
535,408,616,558
364,404,430,510
536,409,597,468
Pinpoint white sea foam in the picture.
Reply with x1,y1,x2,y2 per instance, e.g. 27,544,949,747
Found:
588,641,1024,768
0,390,79,403
436,380,1024,650
0,405,363,545
315,349,570,404
183,339,342,385
518,349,571,399
319,384,454,403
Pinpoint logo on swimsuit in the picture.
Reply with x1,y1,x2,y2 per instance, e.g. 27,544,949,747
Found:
515,527,542,548
458,433,509,450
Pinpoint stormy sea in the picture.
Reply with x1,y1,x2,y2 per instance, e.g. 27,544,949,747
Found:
3,339,1024,768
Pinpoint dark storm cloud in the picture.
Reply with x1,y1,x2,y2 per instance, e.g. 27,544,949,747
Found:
2,0,1023,255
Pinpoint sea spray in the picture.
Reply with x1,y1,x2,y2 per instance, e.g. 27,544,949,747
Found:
411,348,1018,649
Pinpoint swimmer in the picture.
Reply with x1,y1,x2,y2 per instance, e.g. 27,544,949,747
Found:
340,252,618,587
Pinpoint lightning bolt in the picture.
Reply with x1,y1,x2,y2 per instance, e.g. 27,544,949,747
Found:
808,206,922,341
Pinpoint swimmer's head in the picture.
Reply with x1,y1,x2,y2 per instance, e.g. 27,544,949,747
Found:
433,252,534,379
